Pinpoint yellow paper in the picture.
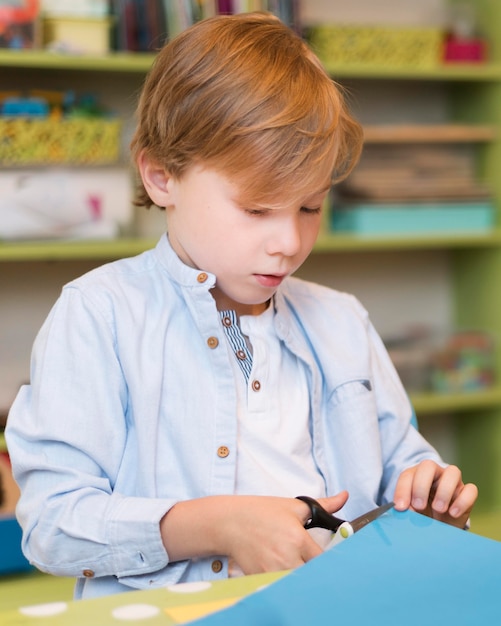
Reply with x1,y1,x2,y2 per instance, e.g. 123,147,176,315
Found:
165,596,241,623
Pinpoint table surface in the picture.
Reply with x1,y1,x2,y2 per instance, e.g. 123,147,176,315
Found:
0,570,287,625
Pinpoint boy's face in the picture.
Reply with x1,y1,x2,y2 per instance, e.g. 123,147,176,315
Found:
165,165,329,315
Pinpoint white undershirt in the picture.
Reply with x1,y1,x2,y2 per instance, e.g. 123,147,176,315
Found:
220,305,330,574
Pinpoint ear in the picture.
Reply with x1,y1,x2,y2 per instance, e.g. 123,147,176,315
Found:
137,151,174,208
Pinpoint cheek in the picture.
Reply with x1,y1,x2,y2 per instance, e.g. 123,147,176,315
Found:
193,221,244,267
300,217,322,246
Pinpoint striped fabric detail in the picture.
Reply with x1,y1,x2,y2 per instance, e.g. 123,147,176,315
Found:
219,310,253,382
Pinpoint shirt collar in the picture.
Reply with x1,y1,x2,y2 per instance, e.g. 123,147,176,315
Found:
153,233,217,289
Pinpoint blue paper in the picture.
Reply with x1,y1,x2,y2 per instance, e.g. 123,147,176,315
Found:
193,509,501,625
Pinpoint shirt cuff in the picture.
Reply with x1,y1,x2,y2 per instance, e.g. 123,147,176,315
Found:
108,495,174,577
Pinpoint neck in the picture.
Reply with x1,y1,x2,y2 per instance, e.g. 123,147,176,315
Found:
210,286,269,316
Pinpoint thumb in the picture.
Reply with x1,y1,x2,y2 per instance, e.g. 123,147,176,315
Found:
317,491,349,515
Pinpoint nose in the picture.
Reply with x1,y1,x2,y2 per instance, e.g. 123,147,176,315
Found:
265,214,302,257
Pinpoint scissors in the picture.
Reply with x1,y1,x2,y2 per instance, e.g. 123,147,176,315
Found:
296,496,394,549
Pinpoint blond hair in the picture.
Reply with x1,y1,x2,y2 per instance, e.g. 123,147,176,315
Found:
131,12,363,208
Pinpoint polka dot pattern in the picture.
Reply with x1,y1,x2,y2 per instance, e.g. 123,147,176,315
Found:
111,604,160,621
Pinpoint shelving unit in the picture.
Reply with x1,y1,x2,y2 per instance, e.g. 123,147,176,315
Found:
0,49,155,72
2,3,501,526
362,123,497,143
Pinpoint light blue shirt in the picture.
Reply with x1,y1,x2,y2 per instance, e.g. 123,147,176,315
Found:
6,234,441,599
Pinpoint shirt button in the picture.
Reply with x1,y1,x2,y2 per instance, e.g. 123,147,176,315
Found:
207,336,219,349
217,446,229,458
251,380,261,392
211,559,223,573
236,350,247,360
82,569,95,578
222,316,232,327
197,272,208,283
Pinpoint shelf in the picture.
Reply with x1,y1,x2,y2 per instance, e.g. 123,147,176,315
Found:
324,63,501,81
314,231,501,253
3,231,501,262
363,124,498,143
1,49,501,81
0,49,155,72
0,238,158,261
411,387,501,416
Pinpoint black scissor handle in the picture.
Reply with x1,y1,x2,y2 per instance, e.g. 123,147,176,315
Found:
296,495,345,533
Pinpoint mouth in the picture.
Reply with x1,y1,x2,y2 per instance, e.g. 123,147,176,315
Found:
254,273,286,288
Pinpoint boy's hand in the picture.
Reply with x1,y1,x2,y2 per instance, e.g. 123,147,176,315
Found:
393,460,478,529
160,492,348,575
221,492,349,574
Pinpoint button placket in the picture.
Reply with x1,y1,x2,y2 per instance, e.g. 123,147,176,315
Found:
246,331,268,413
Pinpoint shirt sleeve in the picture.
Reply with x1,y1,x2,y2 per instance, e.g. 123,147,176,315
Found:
5,285,179,580
366,318,445,503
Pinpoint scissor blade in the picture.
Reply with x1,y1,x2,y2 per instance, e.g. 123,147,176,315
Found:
350,501,394,533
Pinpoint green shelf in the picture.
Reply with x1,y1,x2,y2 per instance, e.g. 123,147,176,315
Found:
314,231,501,253
411,387,501,416
3,232,501,262
1,48,501,80
322,63,501,81
0,49,155,72
0,238,158,261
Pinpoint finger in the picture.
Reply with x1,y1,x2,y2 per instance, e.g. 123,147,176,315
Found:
448,482,478,519
317,490,349,515
394,462,436,511
430,464,463,514
394,460,440,512
409,460,444,512
393,466,415,510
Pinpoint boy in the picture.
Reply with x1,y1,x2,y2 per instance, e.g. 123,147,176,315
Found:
6,13,477,599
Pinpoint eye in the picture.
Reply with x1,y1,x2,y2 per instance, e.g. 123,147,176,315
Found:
244,208,269,216
300,206,322,215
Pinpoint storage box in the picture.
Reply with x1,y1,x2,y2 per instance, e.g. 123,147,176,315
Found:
444,36,487,63
307,25,443,70
43,16,113,54
0,167,134,240
0,118,121,165
0,515,32,574
331,202,495,236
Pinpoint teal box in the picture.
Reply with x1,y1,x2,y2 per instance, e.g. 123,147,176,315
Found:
331,202,495,235
0,514,33,574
